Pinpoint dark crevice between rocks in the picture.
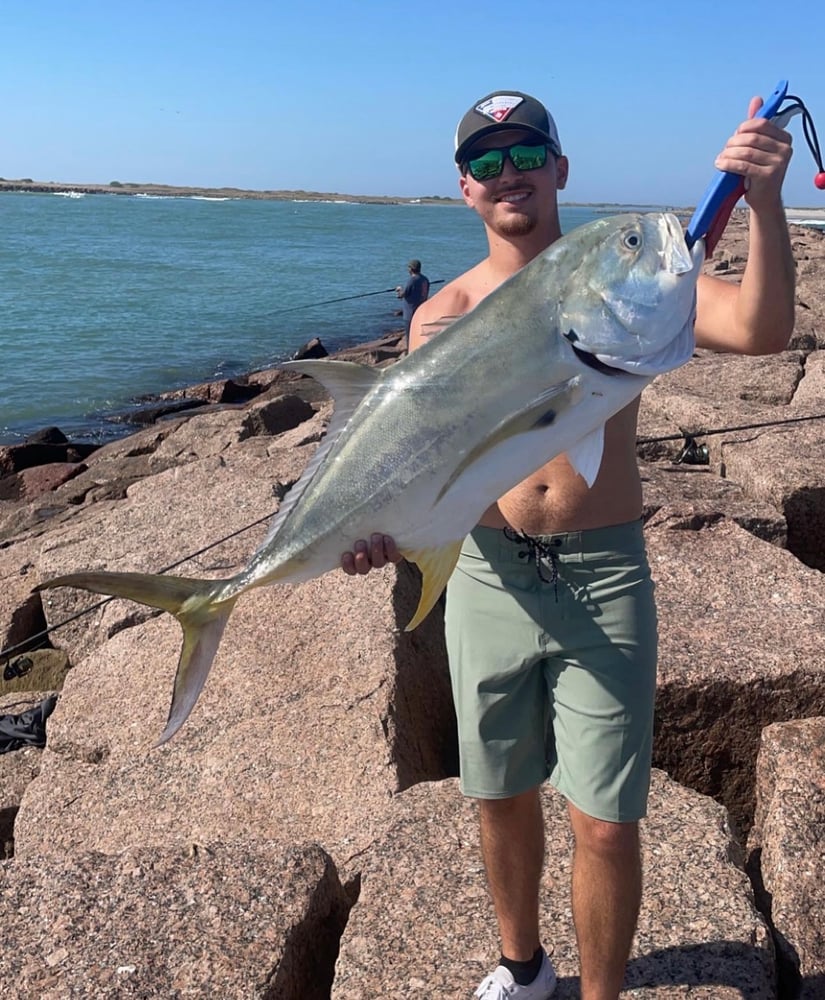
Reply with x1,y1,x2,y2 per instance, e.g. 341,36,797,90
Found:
262,848,356,1000
5,590,54,656
747,848,804,999
654,672,825,998
654,672,825,842
311,567,458,997
238,394,317,441
784,485,825,571
388,561,459,792
0,806,16,859
2,591,68,702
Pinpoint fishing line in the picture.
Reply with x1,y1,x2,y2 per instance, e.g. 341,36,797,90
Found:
0,508,278,668
267,279,444,316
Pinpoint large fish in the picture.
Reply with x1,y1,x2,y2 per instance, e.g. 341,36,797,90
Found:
37,213,703,744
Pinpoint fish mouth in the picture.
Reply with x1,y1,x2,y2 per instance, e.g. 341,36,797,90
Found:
593,310,696,376
571,343,624,376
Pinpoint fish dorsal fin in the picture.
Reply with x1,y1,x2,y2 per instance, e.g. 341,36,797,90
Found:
280,359,383,415
436,378,584,503
262,360,383,546
400,540,463,631
565,426,605,487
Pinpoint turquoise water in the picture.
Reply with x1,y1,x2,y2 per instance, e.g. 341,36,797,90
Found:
1,191,606,444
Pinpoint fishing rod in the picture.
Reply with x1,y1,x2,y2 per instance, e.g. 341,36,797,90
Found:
270,279,445,316
638,411,825,446
640,412,825,466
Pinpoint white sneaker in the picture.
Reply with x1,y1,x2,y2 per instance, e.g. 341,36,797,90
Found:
474,949,557,999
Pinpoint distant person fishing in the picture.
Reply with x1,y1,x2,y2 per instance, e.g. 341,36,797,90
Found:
395,259,430,338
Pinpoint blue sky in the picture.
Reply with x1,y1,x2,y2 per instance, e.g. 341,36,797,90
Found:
3,0,824,208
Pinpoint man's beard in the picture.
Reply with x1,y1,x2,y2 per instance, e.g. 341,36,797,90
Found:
495,211,537,237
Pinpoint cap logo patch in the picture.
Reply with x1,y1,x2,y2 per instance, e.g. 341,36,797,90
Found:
475,94,524,123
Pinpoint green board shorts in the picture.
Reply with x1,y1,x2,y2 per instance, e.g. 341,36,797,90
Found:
444,519,657,823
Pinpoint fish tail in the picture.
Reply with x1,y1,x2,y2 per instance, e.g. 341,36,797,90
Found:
36,571,238,745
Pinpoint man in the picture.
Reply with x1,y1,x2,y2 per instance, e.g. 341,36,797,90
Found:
396,258,430,339
342,90,794,999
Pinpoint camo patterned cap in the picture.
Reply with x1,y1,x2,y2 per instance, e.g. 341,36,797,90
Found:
454,91,562,164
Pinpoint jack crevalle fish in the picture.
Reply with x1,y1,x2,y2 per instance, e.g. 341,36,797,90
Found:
37,213,704,744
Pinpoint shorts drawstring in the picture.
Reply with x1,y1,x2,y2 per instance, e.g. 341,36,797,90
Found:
503,526,560,601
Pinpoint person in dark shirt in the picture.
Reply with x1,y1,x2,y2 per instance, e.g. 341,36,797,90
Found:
396,259,430,338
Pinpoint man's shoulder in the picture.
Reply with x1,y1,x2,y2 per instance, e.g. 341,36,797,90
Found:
418,263,487,318
408,261,493,349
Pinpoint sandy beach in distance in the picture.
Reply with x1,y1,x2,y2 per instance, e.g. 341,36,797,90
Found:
786,206,825,222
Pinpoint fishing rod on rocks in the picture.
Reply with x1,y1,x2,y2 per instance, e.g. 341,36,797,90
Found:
638,412,825,465
268,279,445,316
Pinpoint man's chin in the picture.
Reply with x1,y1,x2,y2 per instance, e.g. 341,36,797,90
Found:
496,212,537,237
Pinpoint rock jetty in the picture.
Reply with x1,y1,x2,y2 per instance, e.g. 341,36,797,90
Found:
0,216,824,998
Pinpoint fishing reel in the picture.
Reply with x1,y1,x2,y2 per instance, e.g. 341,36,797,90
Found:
3,655,33,681
674,434,709,466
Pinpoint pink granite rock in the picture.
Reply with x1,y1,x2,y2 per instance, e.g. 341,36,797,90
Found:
749,717,825,998
0,841,352,999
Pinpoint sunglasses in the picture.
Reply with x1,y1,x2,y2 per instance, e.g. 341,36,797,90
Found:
463,142,556,181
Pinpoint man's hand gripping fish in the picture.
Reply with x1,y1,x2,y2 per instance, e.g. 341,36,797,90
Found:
37,213,704,744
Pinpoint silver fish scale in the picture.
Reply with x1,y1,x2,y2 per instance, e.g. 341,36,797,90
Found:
236,214,696,591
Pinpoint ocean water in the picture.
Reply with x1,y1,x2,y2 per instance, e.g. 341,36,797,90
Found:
0,191,608,445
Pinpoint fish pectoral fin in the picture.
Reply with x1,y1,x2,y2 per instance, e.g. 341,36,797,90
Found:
37,570,235,745
436,378,583,502
400,541,463,631
564,426,605,488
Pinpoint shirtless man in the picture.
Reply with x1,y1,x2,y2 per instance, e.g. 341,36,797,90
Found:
342,90,795,1000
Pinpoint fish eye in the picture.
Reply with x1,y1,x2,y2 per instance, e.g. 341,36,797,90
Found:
622,230,642,251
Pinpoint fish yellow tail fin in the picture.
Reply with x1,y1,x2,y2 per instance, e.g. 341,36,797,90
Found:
36,571,238,745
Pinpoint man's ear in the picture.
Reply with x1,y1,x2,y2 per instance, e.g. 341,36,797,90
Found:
459,172,475,207
555,155,569,192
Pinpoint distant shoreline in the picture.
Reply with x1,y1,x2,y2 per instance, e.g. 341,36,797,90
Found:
2,177,821,219
0,178,460,206
0,178,671,209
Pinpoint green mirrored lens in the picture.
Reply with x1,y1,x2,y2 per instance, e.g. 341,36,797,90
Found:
468,150,505,180
509,144,548,171
467,143,549,181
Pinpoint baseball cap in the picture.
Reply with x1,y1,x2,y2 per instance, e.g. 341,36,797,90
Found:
454,91,562,164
